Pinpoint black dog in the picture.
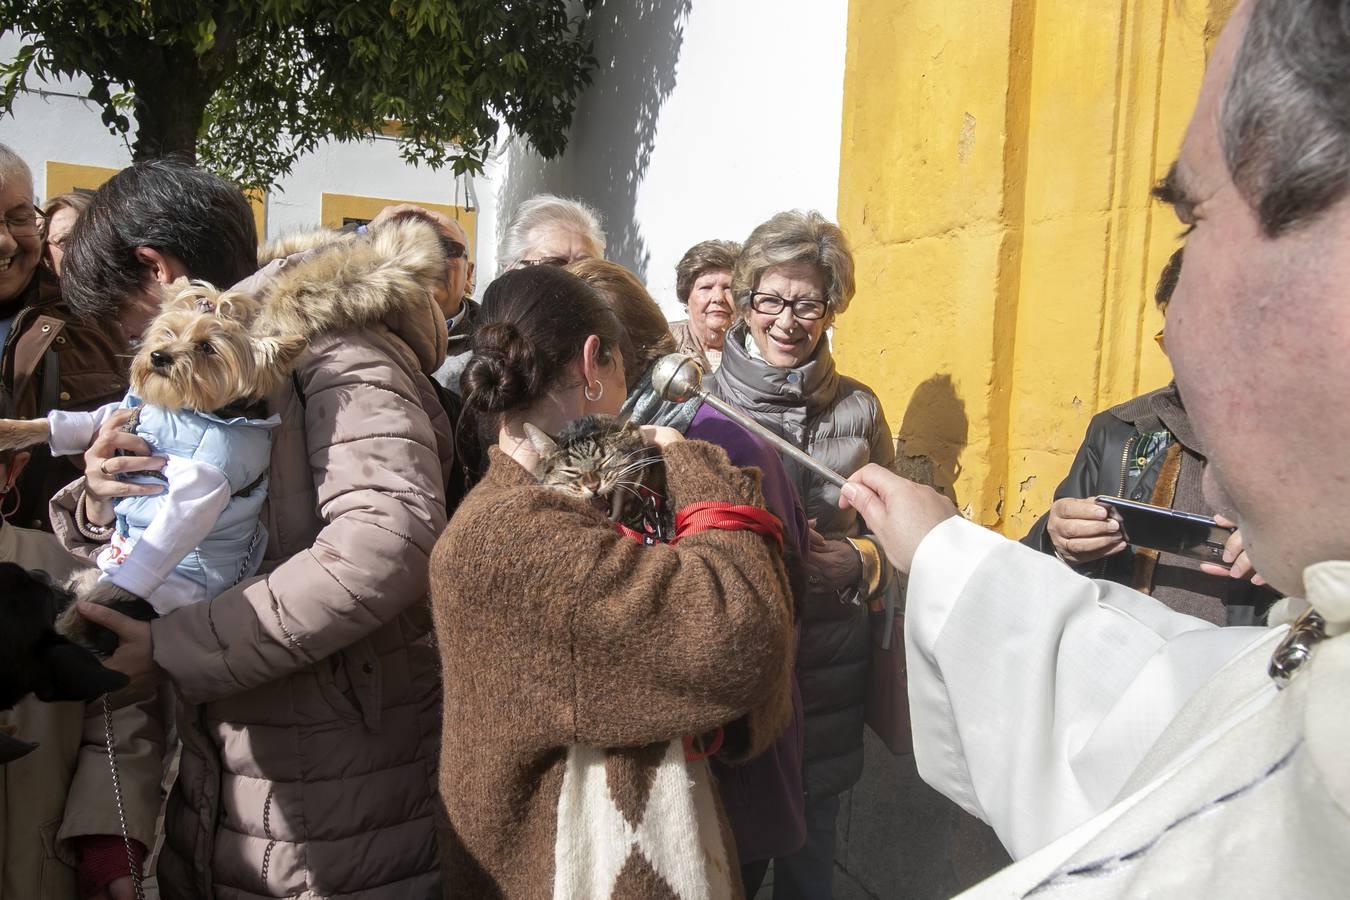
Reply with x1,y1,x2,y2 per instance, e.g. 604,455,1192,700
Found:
0,563,129,762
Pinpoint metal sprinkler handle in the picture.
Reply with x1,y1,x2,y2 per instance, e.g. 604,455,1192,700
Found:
651,353,848,488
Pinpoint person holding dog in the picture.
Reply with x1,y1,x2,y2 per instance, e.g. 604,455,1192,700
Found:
0,385,167,900
46,160,453,899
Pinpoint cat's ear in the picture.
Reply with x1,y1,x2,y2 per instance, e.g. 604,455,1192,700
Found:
523,422,558,458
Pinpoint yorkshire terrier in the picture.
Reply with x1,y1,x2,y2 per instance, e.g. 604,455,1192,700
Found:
0,280,305,655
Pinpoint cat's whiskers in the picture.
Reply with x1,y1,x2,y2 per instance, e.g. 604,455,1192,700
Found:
612,458,663,479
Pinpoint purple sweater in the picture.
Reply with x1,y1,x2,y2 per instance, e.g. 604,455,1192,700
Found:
686,403,808,863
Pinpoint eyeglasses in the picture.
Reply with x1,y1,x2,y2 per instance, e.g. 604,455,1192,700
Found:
1,206,43,238
518,253,591,269
748,291,829,321
440,238,468,260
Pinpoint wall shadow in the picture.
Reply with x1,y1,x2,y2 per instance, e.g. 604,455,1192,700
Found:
495,0,691,282
894,374,969,507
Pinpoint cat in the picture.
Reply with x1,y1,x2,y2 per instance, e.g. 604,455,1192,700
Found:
524,415,673,542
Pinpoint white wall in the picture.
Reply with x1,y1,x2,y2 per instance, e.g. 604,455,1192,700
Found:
4,0,850,315
0,33,134,191
491,0,850,318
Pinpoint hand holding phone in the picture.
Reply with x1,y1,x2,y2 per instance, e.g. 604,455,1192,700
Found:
1047,497,1127,564
1093,496,1234,564
1197,514,1268,585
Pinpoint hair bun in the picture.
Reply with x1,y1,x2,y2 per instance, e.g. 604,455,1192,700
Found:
463,321,545,413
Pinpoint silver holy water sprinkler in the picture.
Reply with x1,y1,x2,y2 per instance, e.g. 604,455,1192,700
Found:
651,353,848,488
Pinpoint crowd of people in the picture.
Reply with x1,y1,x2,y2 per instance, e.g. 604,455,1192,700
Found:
0,0,1347,896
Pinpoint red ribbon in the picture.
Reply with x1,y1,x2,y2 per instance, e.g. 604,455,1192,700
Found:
614,502,784,552
673,502,784,553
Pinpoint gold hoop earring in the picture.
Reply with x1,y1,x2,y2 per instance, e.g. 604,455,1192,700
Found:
584,381,604,403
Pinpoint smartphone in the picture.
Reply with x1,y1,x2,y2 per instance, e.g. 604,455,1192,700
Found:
1094,496,1234,563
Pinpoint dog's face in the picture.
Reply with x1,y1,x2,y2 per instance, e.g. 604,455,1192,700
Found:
129,281,305,412
0,563,127,712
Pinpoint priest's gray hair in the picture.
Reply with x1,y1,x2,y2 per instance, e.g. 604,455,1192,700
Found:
1223,0,1350,236
497,194,606,271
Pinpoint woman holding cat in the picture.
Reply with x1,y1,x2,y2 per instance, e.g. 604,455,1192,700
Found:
431,265,796,899
567,257,812,888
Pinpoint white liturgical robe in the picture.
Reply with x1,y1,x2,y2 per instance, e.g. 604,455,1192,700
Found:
905,517,1350,898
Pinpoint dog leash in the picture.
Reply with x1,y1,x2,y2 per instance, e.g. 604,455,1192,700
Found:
103,695,147,900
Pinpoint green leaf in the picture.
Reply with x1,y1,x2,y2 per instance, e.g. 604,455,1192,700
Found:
0,0,597,190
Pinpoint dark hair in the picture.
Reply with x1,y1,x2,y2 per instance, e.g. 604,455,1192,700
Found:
462,266,628,414
566,258,676,388
674,239,741,305
1155,247,1184,308
1222,0,1350,236
61,159,258,320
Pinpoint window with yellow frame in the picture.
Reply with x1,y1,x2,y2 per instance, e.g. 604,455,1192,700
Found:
320,192,477,257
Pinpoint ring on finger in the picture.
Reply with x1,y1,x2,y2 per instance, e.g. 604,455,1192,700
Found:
100,459,114,477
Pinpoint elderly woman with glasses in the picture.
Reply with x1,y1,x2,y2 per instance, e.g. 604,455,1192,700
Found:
708,208,896,899
495,193,605,272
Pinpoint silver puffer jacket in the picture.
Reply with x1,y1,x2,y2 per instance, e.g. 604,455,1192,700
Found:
709,321,895,798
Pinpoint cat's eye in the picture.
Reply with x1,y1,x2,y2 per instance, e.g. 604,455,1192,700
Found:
196,341,216,355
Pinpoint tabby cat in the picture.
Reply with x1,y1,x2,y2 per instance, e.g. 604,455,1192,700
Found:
524,415,672,541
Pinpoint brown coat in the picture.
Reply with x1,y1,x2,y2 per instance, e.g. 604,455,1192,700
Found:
0,523,166,900
51,220,454,899
0,267,130,530
430,440,795,900
670,320,721,373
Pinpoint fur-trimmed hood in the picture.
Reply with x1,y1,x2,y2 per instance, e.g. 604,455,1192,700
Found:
248,219,449,375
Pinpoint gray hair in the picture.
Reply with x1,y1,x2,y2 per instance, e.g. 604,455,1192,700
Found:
732,210,857,316
1222,0,1350,236
496,193,606,271
0,143,33,193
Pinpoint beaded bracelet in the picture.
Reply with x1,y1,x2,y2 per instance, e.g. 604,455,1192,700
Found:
74,495,114,543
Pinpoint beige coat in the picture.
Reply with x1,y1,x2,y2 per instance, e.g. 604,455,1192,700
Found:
0,523,166,899
52,220,454,899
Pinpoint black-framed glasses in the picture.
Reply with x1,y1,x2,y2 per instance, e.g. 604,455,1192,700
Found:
748,291,829,321
439,237,468,260
1,205,43,238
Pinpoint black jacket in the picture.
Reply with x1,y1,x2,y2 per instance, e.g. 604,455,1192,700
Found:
1023,384,1277,624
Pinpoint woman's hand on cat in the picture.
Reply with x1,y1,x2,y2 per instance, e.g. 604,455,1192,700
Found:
639,425,685,449
83,409,167,524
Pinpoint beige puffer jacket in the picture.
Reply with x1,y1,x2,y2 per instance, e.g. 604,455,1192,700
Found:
52,220,454,899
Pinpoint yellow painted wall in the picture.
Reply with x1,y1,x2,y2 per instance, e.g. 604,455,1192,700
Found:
835,0,1235,535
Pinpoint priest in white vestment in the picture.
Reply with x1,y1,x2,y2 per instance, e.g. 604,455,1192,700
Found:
839,1,1350,895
